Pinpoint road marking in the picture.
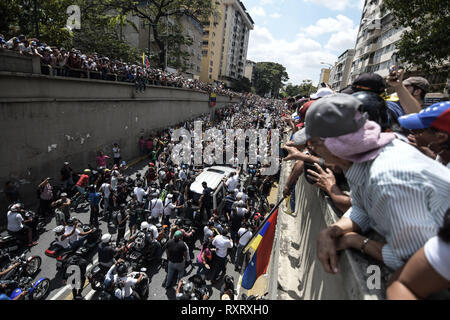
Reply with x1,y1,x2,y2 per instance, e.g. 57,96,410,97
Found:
236,274,243,299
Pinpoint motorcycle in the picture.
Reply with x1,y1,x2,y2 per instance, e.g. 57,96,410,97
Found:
98,269,149,300
5,276,50,300
70,187,89,211
0,252,42,281
45,223,102,271
123,232,161,271
241,292,268,300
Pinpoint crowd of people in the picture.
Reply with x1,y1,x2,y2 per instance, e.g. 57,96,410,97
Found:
0,34,241,98
2,94,285,300
280,67,450,299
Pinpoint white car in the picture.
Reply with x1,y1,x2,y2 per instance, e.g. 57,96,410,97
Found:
190,166,238,214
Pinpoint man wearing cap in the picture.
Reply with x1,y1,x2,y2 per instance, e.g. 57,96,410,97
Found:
387,69,430,114
162,194,183,226
285,94,450,273
398,101,450,168
7,204,38,247
163,230,187,289
51,192,71,225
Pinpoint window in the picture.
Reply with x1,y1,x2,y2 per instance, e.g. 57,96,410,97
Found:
209,67,213,72
210,61,213,66
202,50,208,55
202,41,209,46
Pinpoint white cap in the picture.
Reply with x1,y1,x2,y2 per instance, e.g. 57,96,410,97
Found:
53,225,65,233
236,192,243,200
101,233,112,243
310,87,333,100
167,194,173,199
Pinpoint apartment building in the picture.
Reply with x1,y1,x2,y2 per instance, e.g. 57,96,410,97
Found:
318,68,331,86
200,0,254,85
245,60,256,83
330,49,355,91
349,0,404,83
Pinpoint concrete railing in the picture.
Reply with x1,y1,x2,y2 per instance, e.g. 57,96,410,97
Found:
269,156,392,300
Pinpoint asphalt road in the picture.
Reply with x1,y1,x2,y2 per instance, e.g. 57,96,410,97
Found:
1,158,243,301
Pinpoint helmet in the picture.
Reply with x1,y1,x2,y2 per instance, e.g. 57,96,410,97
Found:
53,225,65,234
237,200,245,207
67,217,75,226
140,221,150,231
101,233,112,243
117,263,128,277
236,192,243,200
149,162,155,167
183,282,193,294
84,169,91,174
136,173,141,178
175,219,183,227
352,91,390,130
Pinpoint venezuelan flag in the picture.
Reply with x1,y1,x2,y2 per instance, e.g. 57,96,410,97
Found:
241,208,279,290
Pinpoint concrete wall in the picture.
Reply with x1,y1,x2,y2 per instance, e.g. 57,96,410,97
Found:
0,71,240,226
268,150,392,300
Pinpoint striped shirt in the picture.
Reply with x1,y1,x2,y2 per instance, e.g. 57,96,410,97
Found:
343,139,450,270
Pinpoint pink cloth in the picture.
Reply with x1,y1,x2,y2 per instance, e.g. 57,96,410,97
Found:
96,155,108,167
324,120,395,163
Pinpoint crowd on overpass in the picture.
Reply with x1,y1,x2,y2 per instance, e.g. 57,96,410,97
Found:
0,34,241,98
280,69,450,299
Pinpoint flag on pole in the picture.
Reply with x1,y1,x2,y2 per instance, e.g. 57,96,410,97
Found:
240,207,279,290
142,52,145,65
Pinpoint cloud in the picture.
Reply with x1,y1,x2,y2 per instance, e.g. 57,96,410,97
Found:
325,27,359,52
249,6,266,17
269,12,281,19
300,14,355,37
303,0,363,11
247,25,337,85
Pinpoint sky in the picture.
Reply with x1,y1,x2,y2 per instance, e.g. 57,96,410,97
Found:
242,0,366,86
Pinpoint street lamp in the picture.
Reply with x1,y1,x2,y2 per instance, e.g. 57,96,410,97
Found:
320,62,333,68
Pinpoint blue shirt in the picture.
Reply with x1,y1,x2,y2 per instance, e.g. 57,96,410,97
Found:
343,139,450,270
386,101,405,120
89,192,101,206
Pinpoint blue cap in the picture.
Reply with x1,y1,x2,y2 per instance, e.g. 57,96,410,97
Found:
398,101,450,131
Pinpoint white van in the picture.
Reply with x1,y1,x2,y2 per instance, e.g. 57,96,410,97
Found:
190,166,238,214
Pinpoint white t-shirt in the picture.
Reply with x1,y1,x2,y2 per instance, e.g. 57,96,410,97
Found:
163,199,176,216
226,176,238,192
203,226,214,242
113,147,120,158
55,234,71,249
101,183,111,198
148,198,163,218
148,224,159,240
424,236,450,281
111,176,118,191
113,275,137,298
134,187,147,203
64,226,81,244
7,211,24,232
212,235,233,258
238,228,253,246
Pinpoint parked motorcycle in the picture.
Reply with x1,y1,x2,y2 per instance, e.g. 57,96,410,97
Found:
5,276,50,300
98,269,149,300
0,252,42,281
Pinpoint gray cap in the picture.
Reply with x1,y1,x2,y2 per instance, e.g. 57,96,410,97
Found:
292,94,367,146
403,77,430,93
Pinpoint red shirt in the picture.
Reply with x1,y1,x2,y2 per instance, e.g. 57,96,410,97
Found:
76,174,89,187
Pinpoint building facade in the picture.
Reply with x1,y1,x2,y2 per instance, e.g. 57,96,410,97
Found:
330,49,355,91
200,0,254,85
244,59,255,82
349,0,404,83
318,68,331,86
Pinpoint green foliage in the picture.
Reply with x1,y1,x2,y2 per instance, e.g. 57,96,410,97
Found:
282,80,317,98
253,62,289,98
230,77,252,93
111,0,216,69
384,0,450,75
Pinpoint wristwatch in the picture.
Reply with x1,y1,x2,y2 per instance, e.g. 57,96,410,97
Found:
360,238,370,254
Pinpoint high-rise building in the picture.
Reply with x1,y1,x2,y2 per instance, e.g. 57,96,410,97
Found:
318,68,331,86
330,49,355,91
349,0,405,83
200,0,254,85
244,60,256,83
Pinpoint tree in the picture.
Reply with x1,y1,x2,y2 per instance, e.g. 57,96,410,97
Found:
230,77,252,93
253,62,289,98
281,80,316,99
111,0,217,69
383,0,450,75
